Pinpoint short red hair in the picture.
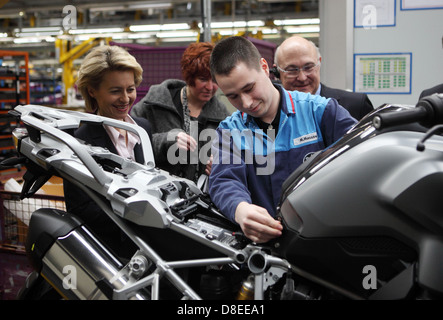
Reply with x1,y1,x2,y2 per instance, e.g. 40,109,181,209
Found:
180,42,214,87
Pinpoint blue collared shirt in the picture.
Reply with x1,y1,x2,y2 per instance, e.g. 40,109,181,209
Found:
209,85,357,223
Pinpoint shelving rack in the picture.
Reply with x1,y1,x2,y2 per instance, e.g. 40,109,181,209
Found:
0,51,29,173
29,66,62,106
0,50,30,108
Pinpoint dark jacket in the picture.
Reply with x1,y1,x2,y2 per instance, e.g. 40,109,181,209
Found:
131,79,230,182
271,80,373,121
63,116,152,258
320,83,374,121
73,116,152,164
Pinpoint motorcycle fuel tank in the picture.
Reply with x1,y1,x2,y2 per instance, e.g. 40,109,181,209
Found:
275,105,443,299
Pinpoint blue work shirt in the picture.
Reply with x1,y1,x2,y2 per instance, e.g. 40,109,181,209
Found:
208,85,357,223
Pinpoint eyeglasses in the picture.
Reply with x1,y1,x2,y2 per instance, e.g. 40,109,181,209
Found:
277,62,320,78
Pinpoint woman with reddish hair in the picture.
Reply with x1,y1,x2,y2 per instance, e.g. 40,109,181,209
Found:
131,42,230,183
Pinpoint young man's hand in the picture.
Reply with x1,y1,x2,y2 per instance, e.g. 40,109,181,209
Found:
235,202,283,243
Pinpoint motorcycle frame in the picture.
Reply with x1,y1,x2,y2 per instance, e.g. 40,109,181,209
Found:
12,104,293,300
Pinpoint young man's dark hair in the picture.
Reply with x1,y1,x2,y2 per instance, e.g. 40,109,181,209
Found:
210,36,262,78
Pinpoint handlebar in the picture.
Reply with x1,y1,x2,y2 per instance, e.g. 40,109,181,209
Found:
373,93,443,130
20,112,114,186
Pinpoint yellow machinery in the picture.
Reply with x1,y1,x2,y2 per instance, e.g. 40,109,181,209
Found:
55,37,110,105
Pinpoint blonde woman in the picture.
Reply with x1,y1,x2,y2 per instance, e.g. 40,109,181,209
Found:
75,45,152,161
64,45,152,257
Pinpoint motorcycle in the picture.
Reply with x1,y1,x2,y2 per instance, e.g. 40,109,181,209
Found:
3,93,443,300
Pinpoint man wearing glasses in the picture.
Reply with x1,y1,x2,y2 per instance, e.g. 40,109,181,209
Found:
273,36,373,121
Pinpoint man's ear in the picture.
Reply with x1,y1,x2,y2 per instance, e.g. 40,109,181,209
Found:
260,58,269,75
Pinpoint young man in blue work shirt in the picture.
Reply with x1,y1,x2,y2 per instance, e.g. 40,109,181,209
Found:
208,36,357,244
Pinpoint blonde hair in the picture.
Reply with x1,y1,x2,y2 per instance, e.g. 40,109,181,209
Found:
76,45,143,112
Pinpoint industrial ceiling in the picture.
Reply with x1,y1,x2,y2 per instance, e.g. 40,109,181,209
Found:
0,0,319,68
1,1,319,45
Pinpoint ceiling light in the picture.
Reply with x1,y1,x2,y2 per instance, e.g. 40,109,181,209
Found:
15,27,62,33
286,26,320,34
274,18,320,26
129,23,189,32
69,27,125,35
156,31,198,38
209,20,265,29
128,3,172,10
88,2,172,12
14,26,63,37
16,31,63,37
130,24,162,32
14,37,41,44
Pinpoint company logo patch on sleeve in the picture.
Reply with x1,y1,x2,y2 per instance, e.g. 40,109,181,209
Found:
293,133,319,146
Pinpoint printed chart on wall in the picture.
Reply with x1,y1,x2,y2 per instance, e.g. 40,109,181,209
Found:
354,53,412,94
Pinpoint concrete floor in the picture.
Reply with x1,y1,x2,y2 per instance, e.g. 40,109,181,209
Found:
0,251,32,300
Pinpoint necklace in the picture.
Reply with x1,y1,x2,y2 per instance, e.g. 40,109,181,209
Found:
266,111,278,130
182,86,204,118
180,86,200,182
